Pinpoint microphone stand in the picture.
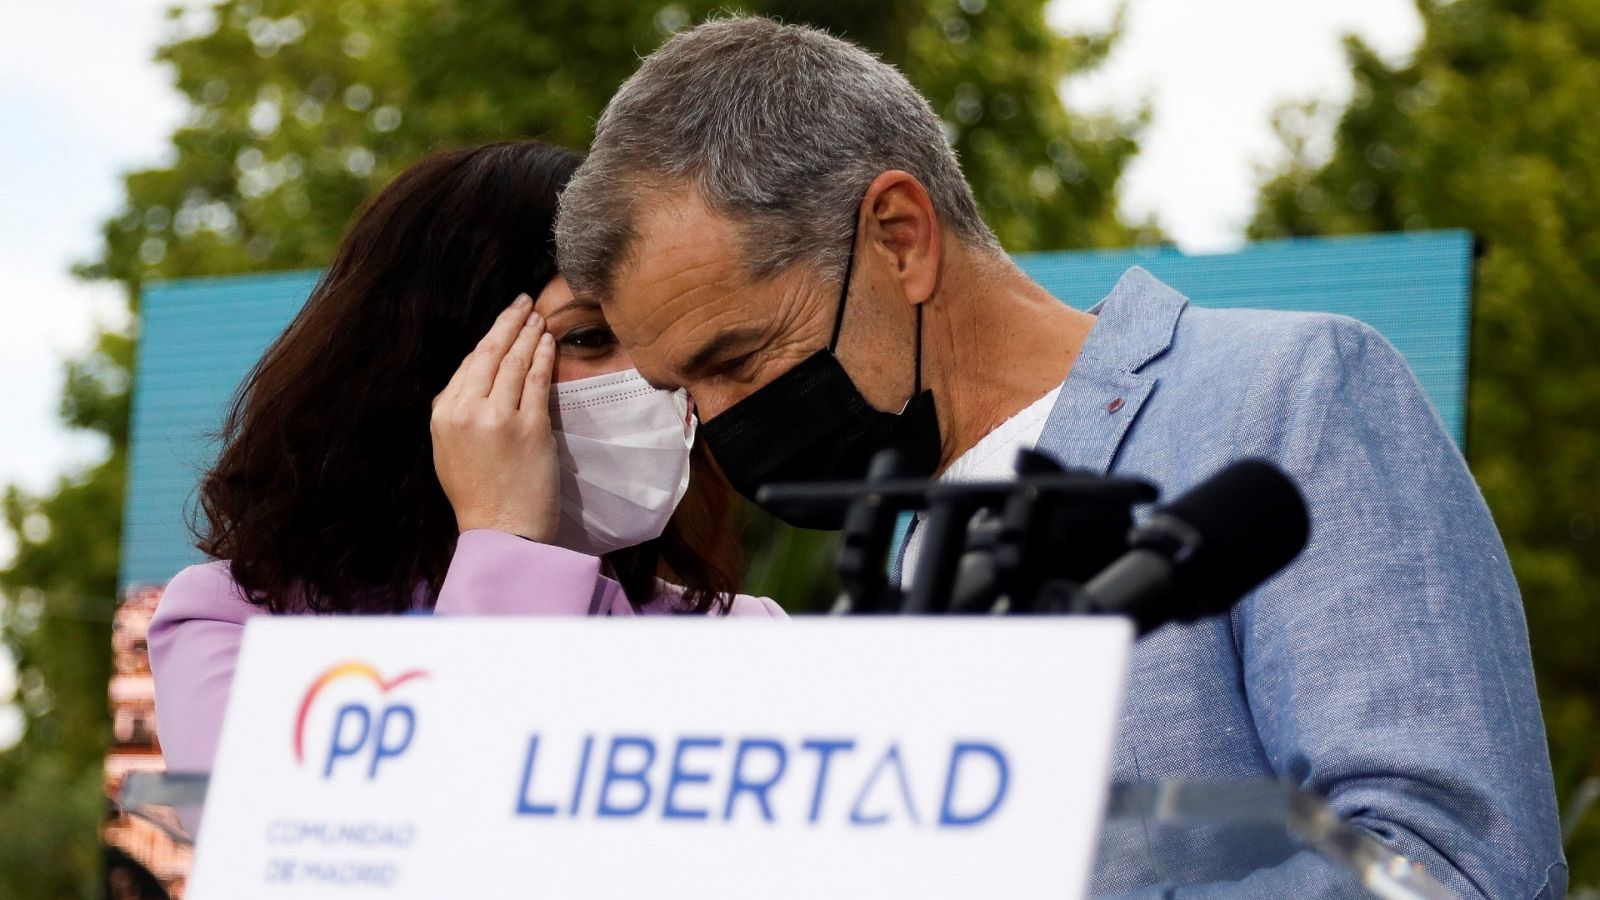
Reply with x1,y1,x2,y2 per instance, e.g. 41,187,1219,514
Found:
756,449,1156,617
833,451,914,614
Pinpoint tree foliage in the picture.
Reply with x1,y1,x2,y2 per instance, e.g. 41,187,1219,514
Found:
0,2,1147,894
1251,0,1600,881
0,331,130,899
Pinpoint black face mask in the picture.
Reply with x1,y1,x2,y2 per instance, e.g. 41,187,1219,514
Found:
698,220,943,530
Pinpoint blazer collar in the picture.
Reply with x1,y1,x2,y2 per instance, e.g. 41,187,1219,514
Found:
1034,267,1188,475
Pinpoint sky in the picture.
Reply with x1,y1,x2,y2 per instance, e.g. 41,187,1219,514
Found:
0,1,1421,736
1051,0,1422,249
0,3,187,528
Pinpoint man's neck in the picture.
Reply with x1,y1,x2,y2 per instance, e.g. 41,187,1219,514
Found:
924,249,1096,473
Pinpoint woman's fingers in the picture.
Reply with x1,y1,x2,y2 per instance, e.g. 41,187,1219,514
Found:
427,293,564,543
446,294,535,402
489,311,545,408
521,332,557,417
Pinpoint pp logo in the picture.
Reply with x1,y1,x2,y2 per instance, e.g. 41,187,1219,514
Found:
292,661,428,779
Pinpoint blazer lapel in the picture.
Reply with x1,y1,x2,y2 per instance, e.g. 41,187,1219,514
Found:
894,267,1189,584
1034,267,1187,476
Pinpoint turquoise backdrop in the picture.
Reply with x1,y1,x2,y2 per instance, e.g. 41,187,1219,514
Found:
120,230,1475,590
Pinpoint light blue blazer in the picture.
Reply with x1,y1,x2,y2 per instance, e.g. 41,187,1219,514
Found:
1018,268,1563,898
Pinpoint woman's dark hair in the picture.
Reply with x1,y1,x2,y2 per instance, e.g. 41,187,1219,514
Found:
197,140,741,614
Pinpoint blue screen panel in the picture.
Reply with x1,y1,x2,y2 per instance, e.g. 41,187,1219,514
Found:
120,231,1473,590
120,271,321,590
1015,230,1473,444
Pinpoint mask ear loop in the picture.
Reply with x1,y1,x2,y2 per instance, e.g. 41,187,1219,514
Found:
828,208,862,352
830,202,926,397
914,303,924,395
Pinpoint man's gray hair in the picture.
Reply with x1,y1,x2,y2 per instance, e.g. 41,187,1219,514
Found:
555,15,1000,301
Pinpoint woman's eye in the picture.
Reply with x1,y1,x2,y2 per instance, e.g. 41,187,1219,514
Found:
560,328,617,351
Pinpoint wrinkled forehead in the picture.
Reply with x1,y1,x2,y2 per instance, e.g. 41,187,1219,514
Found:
601,192,761,364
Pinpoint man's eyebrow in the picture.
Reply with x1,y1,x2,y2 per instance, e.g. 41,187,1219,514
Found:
678,326,766,376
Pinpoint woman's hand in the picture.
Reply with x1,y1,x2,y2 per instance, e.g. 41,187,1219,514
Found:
431,294,561,542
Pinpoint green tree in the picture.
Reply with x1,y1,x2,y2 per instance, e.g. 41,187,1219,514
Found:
1251,0,1600,882
1,2,1148,895
0,332,131,898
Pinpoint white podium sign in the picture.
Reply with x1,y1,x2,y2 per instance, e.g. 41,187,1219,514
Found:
190,616,1131,899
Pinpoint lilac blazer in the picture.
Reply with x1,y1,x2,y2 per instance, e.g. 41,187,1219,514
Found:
147,529,785,774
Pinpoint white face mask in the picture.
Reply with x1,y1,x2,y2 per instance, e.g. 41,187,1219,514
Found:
548,368,695,556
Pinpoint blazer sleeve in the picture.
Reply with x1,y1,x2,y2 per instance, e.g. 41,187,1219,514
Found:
146,562,264,776
148,533,621,774
1218,315,1566,899
434,529,609,615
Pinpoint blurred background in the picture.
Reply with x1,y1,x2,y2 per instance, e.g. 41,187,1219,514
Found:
0,1,1594,896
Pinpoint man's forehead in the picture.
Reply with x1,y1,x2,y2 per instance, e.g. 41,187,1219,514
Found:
606,189,749,342
598,187,828,393
623,189,737,283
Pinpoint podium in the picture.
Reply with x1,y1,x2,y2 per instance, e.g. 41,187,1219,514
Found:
1092,780,1455,898
118,773,1456,899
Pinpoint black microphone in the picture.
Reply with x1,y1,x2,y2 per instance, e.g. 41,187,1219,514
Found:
1075,459,1310,636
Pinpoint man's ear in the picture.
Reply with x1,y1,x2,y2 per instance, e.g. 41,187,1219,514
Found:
862,170,941,307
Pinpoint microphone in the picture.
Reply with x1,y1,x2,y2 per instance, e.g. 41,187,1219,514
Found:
1073,459,1310,636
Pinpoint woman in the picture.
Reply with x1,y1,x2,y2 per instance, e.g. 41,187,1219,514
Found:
149,140,783,775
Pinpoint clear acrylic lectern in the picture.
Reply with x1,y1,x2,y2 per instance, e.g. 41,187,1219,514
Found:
117,773,1455,898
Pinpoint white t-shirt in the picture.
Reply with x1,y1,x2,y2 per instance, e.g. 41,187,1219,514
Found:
897,385,1062,587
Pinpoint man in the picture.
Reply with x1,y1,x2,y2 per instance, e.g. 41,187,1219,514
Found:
555,16,1565,898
